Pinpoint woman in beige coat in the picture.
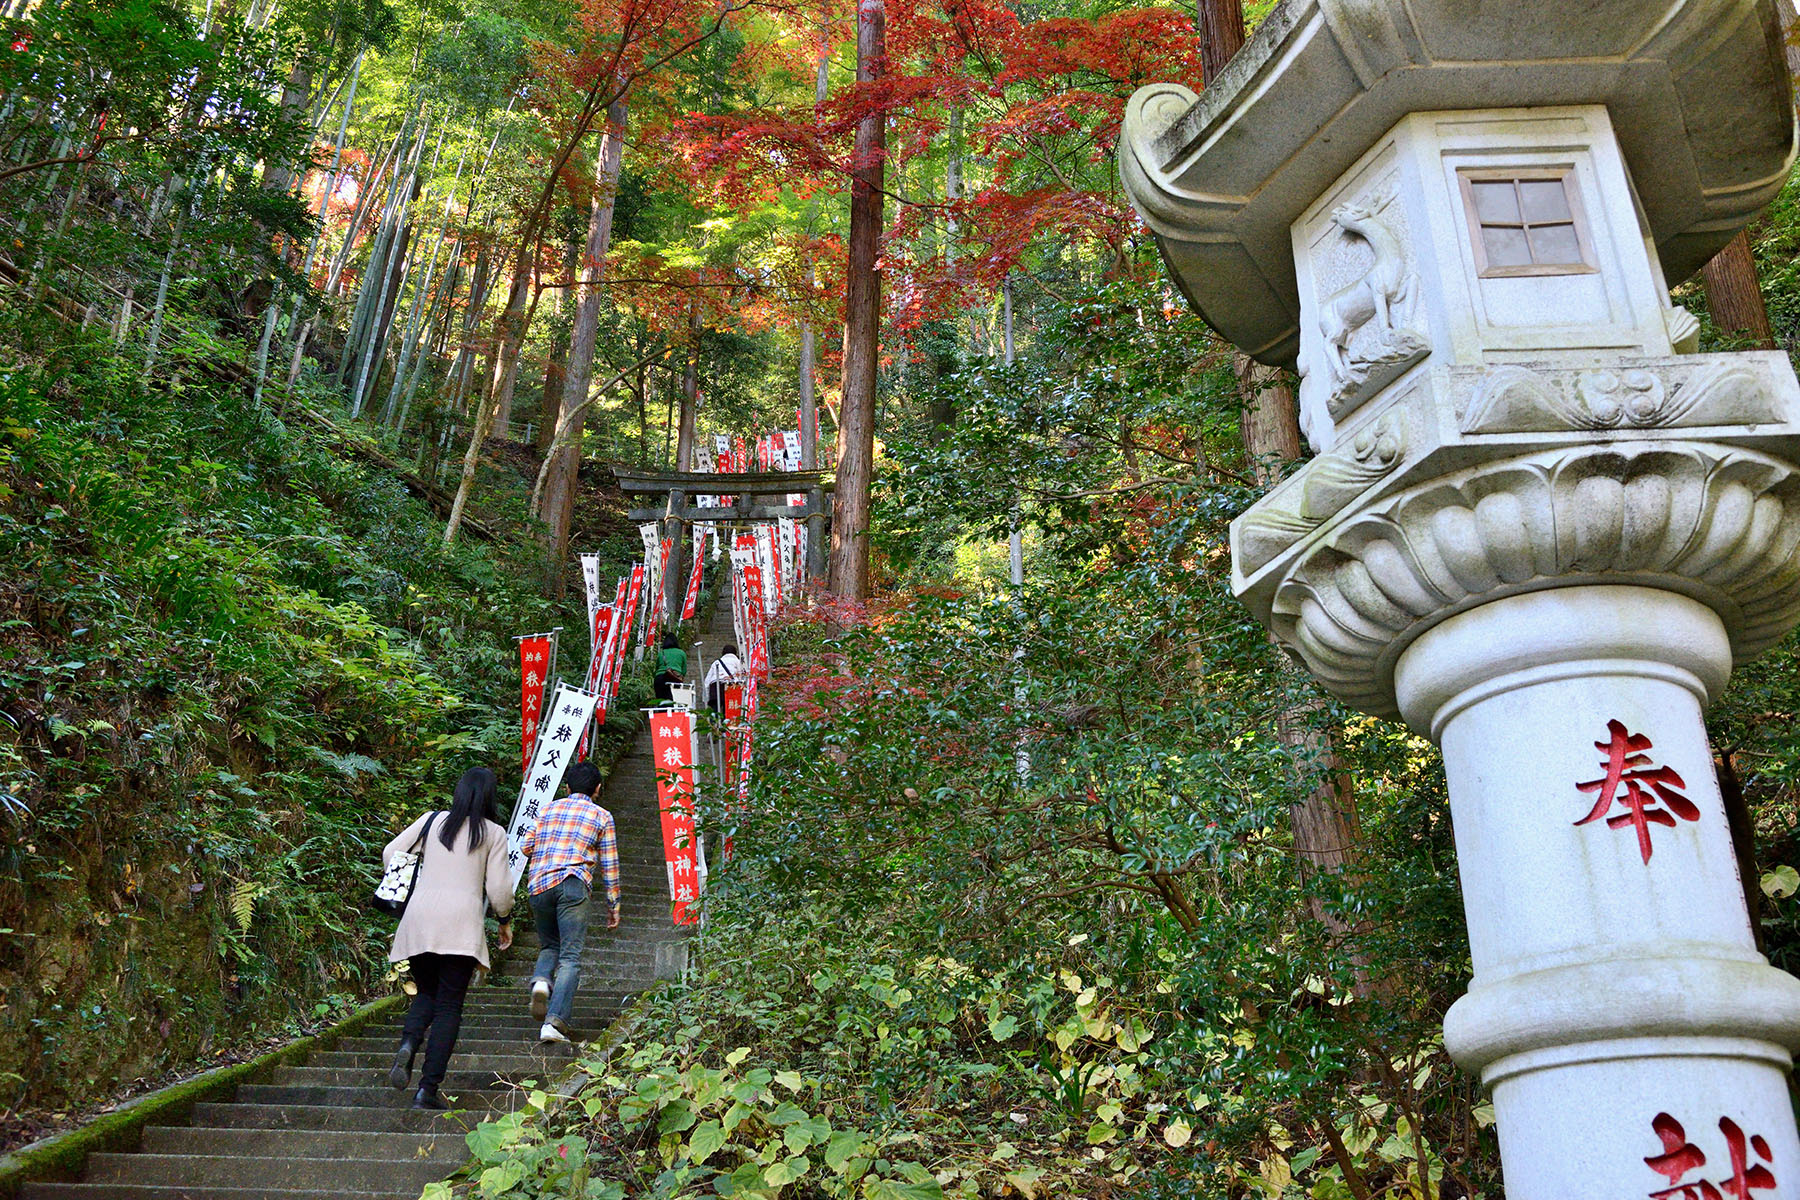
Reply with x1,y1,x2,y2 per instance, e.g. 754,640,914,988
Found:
382,766,515,1110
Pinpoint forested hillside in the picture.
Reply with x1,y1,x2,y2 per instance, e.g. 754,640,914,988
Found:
7,0,1800,1194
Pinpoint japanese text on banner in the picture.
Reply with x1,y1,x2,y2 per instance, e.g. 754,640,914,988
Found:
649,710,705,925
506,682,601,887
518,634,554,773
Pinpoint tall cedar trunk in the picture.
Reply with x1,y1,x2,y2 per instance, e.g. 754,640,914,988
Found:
1197,0,1366,933
537,230,582,455
539,338,569,456
1701,231,1775,348
1231,248,1367,944
676,303,700,471
828,0,886,600
1195,0,1245,79
367,191,417,387
488,252,535,435
799,286,819,468
797,23,830,471
260,61,311,201
670,305,701,625
541,97,630,593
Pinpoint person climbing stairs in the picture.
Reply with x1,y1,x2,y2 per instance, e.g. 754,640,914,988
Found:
18,688,693,1200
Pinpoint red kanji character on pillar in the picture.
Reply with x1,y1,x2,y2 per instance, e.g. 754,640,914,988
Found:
1718,1118,1778,1200
1576,719,1702,863
1646,1113,1778,1200
1648,1113,1710,1190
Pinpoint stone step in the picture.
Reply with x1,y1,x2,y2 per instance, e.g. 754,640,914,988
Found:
406,1022,607,1044
375,995,635,1017
443,994,627,1017
139,1125,468,1162
185,1103,474,1133
270,1065,551,1091
82,1152,449,1191
232,1084,516,1110
22,1185,416,1200
309,1050,573,1075
331,1038,582,1061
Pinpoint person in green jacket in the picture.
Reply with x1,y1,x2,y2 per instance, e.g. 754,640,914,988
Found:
654,632,686,702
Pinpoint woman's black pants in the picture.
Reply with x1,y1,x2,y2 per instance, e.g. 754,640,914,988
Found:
402,953,477,1091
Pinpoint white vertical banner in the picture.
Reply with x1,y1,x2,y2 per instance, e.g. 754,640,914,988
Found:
506,681,602,887
714,433,730,460
754,523,779,615
637,523,661,654
580,553,602,657
730,538,755,651
778,518,797,597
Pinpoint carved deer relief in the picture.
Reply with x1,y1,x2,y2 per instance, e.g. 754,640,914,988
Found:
1319,186,1416,385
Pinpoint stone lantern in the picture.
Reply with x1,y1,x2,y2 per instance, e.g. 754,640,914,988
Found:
1121,2,1800,1195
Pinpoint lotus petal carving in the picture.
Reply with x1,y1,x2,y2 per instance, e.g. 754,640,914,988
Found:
1268,443,1800,718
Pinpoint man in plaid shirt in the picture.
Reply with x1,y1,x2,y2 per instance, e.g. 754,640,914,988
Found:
518,761,620,1043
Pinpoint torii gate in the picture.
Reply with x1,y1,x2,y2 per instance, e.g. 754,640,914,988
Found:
615,468,833,616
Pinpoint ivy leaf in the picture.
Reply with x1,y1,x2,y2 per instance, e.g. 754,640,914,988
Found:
478,1161,525,1197
826,1129,867,1173
774,1069,804,1092
1163,1118,1193,1148
987,1013,1018,1041
785,1115,830,1153
767,1101,808,1126
1762,865,1799,898
764,1155,810,1186
865,1176,944,1200
687,1119,728,1164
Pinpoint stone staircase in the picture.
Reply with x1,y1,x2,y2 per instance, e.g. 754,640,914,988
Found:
18,650,701,1200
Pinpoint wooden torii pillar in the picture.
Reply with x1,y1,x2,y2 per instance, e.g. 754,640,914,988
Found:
614,469,834,614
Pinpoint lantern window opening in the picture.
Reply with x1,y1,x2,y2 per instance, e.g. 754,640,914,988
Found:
1457,166,1598,279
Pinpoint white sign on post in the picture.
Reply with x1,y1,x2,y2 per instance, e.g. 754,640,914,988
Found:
580,554,602,656
505,681,602,887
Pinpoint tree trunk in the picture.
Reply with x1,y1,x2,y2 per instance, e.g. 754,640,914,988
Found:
259,61,312,199
828,0,887,600
799,293,819,468
676,303,700,471
1236,327,1369,963
536,230,583,456
1195,0,1246,80
798,22,830,471
1700,230,1774,349
488,263,534,436
540,96,630,592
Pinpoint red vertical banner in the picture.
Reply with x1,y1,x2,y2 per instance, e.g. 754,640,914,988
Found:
733,436,747,474
601,576,630,712
681,537,705,621
741,560,769,677
576,606,614,760
519,635,553,772
622,562,645,656
649,710,703,925
648,536,671,634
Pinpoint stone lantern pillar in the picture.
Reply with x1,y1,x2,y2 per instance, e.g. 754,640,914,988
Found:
1121,2,1800,1195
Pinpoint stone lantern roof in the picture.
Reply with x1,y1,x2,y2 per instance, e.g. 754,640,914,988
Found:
1119,0,1796,368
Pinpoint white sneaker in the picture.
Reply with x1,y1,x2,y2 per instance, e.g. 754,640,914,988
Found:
529,980,550,1020
539,1022,570,1044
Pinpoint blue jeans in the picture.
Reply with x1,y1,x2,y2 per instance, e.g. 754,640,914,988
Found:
528,875,591,1026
